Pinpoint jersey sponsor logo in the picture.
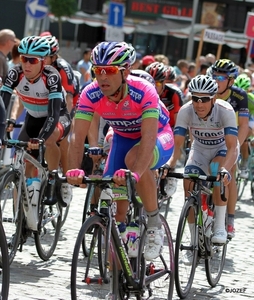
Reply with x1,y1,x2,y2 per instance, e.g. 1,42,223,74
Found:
107,118,142,127
194,130,224,137
88,89,103,101
196,137,224,145
8,68,18,81
129,87,143,102
231,91,244,101
23,85,29,92
47,74,59,86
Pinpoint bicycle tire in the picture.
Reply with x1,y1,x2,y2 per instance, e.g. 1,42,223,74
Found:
236,174,247,201
54,182,69,228
71,215,118,299
0,170,23,264
0,221,10,300
135,214,174,300
82,183,95,257
34,184,62,260
175,196,198,299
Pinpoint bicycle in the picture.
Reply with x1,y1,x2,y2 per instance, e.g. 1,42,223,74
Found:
0,137,63,264
167,171,228,299
236,138,254,200
0,220,10,300
55,170,175,299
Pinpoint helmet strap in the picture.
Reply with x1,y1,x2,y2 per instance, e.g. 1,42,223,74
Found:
218,78,232,95
108,70,126,98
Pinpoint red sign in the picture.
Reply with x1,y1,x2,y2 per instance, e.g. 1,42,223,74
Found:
244,12,254,38
126,0,193,20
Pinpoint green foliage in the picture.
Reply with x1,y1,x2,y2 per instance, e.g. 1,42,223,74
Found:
46,0,78,18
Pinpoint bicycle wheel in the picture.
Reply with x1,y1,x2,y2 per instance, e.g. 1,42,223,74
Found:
54,181,69,228
236,173,247,201
0,221,10,300
71,215,118,299
175,196,199,299
34,184,62,260
0,171,23,264
135,214,174,300
158,194,172,220
82,184,95,257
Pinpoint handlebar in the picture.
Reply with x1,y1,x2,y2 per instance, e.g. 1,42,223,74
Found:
159,169,227,202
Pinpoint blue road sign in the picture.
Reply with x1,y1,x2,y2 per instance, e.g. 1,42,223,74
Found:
108,2,124,27
26,0,48,20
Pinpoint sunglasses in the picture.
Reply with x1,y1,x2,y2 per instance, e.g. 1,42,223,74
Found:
92,66,124,75
212,75,229,82
192,95,213,103
155,81,163,87
20,55,44,64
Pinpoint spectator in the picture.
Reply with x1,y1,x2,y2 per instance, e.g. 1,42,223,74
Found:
199,62,210,75
205,53,216,65
8,38,20,69
0,29,16,82
187,62,196,78
154,54,169,66
141,55,155,70
174,59,190,92
76,48,92,89
40,31,52,37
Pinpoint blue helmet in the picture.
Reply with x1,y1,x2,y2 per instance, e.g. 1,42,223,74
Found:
130,69,155,86
91,41,136,68
18,36,50,57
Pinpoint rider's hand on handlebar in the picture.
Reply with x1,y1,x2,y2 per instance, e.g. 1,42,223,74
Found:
218,167,232,186
113,169,140,186
6,119,16,132
66,169,86,188
160,164,175,178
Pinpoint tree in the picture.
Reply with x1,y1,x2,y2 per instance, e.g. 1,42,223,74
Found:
46,0,78,46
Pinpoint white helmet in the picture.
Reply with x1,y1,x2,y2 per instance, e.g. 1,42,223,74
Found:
188,75,218,95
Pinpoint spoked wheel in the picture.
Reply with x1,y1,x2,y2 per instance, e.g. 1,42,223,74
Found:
34,185,62,260
0,171,23,264
236,174,248,201
82,184,96,257
158,195,172,220
205,239,227,286
71,215,118,300
0,221,10,300
175,197,198,299
137,214,174,300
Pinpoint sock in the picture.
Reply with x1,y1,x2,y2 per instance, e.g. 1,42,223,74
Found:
227,214,234,227
146,209,161,228
214,205,227,231
188,223,195,245
241,159,248,169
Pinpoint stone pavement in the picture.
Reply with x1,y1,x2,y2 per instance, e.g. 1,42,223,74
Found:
8,167,254,300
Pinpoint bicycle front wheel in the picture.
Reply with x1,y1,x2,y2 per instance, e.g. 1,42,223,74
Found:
0,221,10,300
137,214,174,300
34,185,62,260
175,196,199,299
0,170,23,264
205,236,227,286
71,215,118,300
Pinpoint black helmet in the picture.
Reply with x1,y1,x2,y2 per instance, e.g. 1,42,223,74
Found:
211,59,238,79
145,62,166,81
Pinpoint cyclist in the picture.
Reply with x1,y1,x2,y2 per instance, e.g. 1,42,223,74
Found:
0,35,71,205
66,41,174,261
211,59,249,238
43,34,80,203
233,73,254,177
165,75,239,246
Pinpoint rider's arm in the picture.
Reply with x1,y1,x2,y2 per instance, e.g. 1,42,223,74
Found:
66,93,73,113
166,134,185,167
238,115,249,146
223,134,238,171
9,96,24,120
87,112,100,147
0,95,6,141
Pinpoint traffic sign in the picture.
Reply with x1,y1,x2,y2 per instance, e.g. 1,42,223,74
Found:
108,2,124,27
105,25,124,42
244,12,254,38
26,0,48,20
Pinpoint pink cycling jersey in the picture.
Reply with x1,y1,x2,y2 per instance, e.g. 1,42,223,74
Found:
75,75,170,139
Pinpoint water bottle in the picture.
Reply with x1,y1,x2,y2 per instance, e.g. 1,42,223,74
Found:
26,177,41,231
126,222,140,257
44,172,57,205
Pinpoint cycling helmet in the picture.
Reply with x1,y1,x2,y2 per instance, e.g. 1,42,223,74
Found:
91,41,136,68
44,36,59,56
18,36,50,57
211,59,238,79
130,69,155,86
188,75,218,95
206,66,213,77
234,74,251,91
164,65,176,81
145,62,166,81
